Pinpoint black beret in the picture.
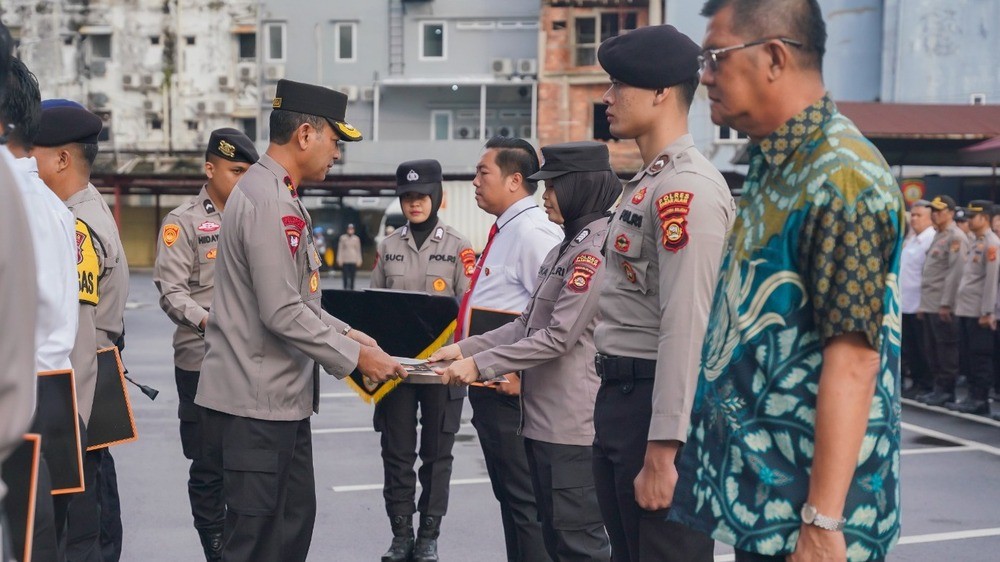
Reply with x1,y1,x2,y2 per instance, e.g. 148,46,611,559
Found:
598,25,700,89
206,128,258,164
965,200,994,216
35,105,103,147
528,141,611,181
271,79,363,142
396,159,442,196
929,195,956,211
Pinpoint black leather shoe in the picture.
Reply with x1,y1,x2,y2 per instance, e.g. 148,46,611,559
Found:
413,537,438,562
197,527,223,562
921,390,955,407
944,399,990,416
382,515,414,562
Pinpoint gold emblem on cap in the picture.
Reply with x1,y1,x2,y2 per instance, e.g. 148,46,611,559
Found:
272,97,282,108
218,139,236,158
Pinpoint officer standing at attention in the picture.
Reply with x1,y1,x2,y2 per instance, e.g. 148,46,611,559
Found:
592,25,733,562
337,223,363,290
917,195,969,406
153,128,258,561
434,141,621,561
946,200,1000,416
370,159,474,562
194,79,406,562
455,136,562,562
34,101,131,562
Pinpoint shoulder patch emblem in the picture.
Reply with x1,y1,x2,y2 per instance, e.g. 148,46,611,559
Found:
950,240,961,253
433,278,447,292
568,253,601,293
206,248,217,260
656,191,693,253
198,221,221,233
614,233,631,253
162,224,180,247
283,215,307,257
460,248,477,278
989,247,998,262
76,219,100,306
309,270,320,293
631,187,648,205
622,261,637,284
573,228,591,244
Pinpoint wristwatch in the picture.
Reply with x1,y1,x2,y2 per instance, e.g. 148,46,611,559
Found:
341,325,352,336
800,503,845,531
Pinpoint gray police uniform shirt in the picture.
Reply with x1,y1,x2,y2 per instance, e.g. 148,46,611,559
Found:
918,223,969,313
153,187,222,371
336,233,363,267
196,154,360,421
371,222,474,296
66,183,130,425
0,149,38,501
594,134,734,443
955,229,1000,319
458,217,609,447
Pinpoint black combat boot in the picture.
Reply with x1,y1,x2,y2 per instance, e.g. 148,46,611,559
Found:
381,514,414,562
412,515,441,562
196,525,223,562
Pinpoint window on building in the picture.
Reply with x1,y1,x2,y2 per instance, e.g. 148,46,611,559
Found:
420,22,445,60
150,35,160,46
237,32,256,61
715,125,749,143
335,23,357,62
593,103,614,141
239,117,257,142
265,23,286,62
574,12,638,66
148,115,163,130
186,120,199,131
89,34,112,60
431,111,452,141
185,36,196,46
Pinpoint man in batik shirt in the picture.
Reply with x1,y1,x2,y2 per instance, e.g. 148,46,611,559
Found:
669,2,904,561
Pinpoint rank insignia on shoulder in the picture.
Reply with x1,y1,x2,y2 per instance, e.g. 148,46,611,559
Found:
656,191,694,253
631,187,648,205
648,157,668,175
568,253,601,293
434,227,444,241
460,248,477,278
574,229,590,244
433,278,446,292
162,224,180,247
283,175,298,199
203,199,216,214
283,215,306,257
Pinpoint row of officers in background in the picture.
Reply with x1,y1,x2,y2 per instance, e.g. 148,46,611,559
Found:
901,195,1000,420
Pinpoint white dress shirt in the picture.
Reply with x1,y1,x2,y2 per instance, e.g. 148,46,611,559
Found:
5,149,79,372
900,227,935,314
468,195,562,313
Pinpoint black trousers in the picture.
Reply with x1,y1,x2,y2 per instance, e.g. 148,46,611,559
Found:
994,330,1000,393
959,316,994,400
341,264,357,290
31,456,59,562
924,313,960,392
901,313,932,392
374,384,463,518
468,387,548,562
175,367,225,530
524,439,610,562
735,549,884,561
592,378,714,562
202,408,315,562
64,448,112,562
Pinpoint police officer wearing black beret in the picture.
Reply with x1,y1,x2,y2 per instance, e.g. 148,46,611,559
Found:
370,159,474,562
153,127,257,560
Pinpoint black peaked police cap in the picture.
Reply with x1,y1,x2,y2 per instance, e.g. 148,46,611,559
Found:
396,159,443,196
528,141,612,181
271,79,363,142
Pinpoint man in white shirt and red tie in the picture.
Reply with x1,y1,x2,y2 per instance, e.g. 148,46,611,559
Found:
455,137,562,561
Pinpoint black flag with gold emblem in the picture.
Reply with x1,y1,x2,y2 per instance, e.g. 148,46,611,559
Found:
321,289,458,403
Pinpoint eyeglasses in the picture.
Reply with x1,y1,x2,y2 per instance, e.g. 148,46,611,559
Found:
698,37,804,72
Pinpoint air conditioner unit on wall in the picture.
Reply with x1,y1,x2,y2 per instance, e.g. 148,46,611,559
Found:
336,85,359,102
218,75,233,90
491,58,513,77
496,125,515,138
237,62,257,81
141,73,163,88
361,87,375,102
122,74,139,88
517,58,537,75
455,126,474,139
264,64,285,82
214,100,233,114
519,124,533,138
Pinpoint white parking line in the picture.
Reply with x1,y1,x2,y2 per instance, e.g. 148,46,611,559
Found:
712,526,1000,561
900,445,976,456
902,422,1000,457
902,398,1000,428
319,392,361,399
332,477,491,493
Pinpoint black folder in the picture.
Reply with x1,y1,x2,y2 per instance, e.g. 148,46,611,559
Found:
31,369,84,493
87,347,138,450
1,433,41,562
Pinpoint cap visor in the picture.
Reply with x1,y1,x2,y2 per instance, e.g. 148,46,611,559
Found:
526,169,568,181
397,183,438,195
329,119,363,142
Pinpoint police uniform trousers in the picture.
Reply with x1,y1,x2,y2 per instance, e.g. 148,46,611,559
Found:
592,376,714,562
374,384,463,518
958,317,994,401
922,314,961,393
201,407,315,562
523,438,610,562
31,456,59,562
734,549,884,562
341,264,357,290
901,313,932,393
62,428,114,562
994,330,1000,395
468,386,548,562
175,368,225,531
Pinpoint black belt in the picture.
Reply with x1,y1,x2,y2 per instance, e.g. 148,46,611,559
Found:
594,353,656,393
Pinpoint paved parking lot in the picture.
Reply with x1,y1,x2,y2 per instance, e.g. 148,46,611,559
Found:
115,271,999,561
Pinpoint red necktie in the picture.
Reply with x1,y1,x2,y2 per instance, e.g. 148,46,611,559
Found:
455,222,498,341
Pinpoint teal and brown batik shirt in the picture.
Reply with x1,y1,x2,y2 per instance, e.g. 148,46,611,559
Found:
669,95,904,561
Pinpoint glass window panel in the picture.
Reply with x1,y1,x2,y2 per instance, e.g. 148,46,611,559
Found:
422,24,444,58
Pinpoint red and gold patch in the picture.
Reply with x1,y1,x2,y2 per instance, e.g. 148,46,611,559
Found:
309,270,320,293
622,261,637,284
460,248,477,278
433,278,447,292
656,191,693,253
950,240,961,253
198,221,221,233
631,187,648,205
568,253,601,293
614,233,631,253
283,175,298,199
989,247,998,262
206,248,217,260
282,215,307,257
162,224,180,247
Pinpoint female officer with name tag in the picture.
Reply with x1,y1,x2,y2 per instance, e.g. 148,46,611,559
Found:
370,159,475,562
